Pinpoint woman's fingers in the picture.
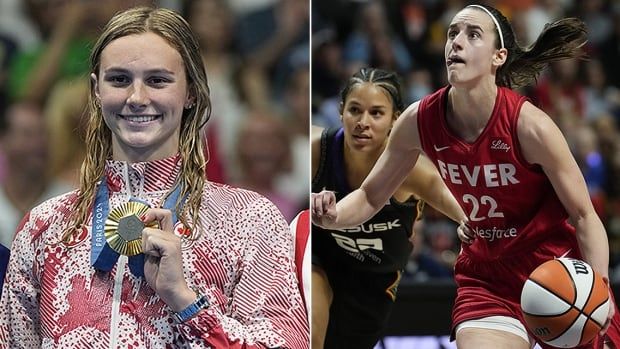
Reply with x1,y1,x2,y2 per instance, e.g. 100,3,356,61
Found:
311,191,337,227
141,208,174,232
457,220,474,244
311,191,336,216
139,209,179,258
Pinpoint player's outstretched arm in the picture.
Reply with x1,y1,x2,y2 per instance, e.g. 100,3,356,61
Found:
312,102,423,229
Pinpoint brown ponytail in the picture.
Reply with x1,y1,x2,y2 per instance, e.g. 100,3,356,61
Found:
499,18,587,89
468,5,587,89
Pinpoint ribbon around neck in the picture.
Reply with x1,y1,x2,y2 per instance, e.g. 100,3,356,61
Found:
91,176,185,277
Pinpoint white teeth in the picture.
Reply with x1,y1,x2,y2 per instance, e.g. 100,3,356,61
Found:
122,115,158,122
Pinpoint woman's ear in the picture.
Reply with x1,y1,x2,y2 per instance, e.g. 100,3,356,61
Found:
185,85,197,109
185,97,196,109
91,73,100,102
493,47,508,67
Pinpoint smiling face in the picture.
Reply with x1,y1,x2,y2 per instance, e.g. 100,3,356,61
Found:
445,8,505,87
92,32,193,162
341,82,395,152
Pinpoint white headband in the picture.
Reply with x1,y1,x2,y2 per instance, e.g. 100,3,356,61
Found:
467,5,505,49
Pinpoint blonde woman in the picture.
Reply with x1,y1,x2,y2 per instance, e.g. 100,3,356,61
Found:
0,7,308,348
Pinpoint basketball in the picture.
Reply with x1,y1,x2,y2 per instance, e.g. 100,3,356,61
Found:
520,258,610,348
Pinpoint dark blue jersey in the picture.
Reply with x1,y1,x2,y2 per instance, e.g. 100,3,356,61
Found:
0,244,8,296
312,128,422,273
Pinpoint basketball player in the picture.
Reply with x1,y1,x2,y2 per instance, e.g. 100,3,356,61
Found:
0,7,308,347
312,4,620,349
312,67,466,348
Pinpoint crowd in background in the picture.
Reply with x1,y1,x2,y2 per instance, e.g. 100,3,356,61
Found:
0,0,310,248
312,0,620,282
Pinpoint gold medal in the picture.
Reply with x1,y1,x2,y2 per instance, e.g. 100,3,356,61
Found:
104,201,156,256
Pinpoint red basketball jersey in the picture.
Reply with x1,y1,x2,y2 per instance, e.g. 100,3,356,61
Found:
417,86,575,260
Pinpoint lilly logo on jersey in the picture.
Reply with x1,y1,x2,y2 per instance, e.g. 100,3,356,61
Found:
335,219,401,233
473,226,517,242
490,139,511,152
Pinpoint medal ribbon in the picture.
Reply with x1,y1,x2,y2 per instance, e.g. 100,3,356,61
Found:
91,176,185,277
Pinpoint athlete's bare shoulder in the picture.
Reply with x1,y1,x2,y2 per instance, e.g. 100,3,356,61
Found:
390,100,423,153
517,101,557,143
517,100,566,165
399,100,421,122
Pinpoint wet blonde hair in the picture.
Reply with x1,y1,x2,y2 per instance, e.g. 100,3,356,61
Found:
63,6,211,242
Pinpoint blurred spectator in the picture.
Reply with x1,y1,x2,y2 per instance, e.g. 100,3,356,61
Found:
397,0,432,66
186,0,243,183
234,112,298,221
311,29,345,129
235,0,309,101
312,28,346,104
0,102,71,247
0,0,40,50
406,69,433,104
312,96,341,130
576,0,613,47
0,33,16,135
276,64,310,209
530,58,585,122
342,1,412,76
8,0,116,103
237,64,273,114
592,115,620,234
45,78,87,188
424,0,466,85
228,0,277,16
187,0,310,196
405,218,456,282
510,0,564,46
583,59,620,121
599,11,620,91
572,123,606,217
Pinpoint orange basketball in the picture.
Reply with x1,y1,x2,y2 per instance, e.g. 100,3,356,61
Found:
520,258,610,348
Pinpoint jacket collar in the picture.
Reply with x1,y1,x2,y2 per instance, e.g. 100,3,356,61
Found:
104,154,181,196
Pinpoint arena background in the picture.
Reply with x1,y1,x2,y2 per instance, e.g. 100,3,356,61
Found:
312,0,620,347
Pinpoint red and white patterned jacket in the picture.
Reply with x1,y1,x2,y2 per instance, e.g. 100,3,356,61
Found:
0,156,309,348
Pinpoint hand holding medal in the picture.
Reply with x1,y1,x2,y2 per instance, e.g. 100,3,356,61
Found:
141,208,196,312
